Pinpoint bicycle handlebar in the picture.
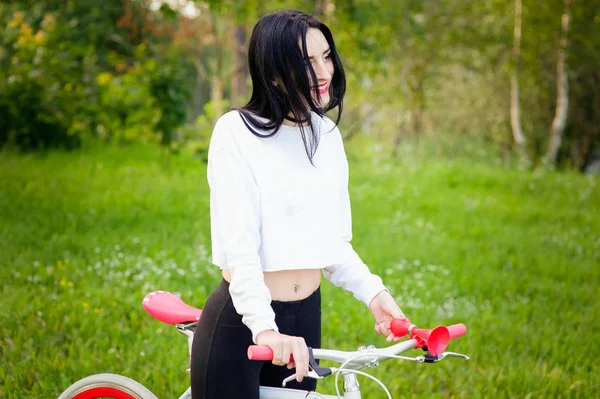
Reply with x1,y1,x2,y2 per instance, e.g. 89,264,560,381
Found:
248,320,467,361
247,345,281,361
447,323,467,340
389,319,467,339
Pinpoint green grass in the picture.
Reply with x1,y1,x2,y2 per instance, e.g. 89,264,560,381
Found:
1,142,599,398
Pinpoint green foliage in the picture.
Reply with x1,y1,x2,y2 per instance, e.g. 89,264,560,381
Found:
148,53,194,147
1,145,598,398
95,58,160,144
195,99,230,139
322,0,599,169
0,1,194,151
0,0,598,169
0,12,91,149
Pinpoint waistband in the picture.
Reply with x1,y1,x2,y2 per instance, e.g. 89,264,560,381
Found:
216,278,320,307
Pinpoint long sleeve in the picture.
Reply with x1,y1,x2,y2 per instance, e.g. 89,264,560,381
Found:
208,137,278,343
322,157,387,306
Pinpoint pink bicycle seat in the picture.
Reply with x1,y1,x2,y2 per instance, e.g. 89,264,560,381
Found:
142,291,202,324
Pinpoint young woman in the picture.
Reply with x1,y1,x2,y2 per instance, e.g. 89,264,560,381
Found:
190,9,407,399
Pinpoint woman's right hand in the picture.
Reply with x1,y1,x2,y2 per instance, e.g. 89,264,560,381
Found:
255,330,309,382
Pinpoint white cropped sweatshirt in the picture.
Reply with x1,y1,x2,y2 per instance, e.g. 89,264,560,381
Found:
207,110,387,343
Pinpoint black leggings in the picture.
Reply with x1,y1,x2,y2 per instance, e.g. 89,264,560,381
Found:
190,279,322,399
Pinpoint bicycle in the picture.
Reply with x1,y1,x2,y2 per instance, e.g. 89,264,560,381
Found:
58,290,470,399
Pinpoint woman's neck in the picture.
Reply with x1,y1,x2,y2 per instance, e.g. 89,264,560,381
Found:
282,112,310,127
281,117,297,127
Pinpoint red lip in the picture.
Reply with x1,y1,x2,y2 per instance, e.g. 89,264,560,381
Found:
317,82,329,94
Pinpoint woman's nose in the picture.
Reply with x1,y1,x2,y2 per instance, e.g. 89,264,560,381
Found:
314,60,332,80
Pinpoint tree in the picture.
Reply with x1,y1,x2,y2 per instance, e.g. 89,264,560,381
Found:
0,0,195,150
510,0,529,164
230,23,248,108
545,0,572,166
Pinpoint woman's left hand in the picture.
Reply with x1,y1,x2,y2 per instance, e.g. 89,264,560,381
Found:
369,290,408,342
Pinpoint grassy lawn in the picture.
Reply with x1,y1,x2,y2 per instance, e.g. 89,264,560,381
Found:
1,142,598,398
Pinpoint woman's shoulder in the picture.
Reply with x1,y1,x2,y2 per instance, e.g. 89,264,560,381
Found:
316,114,343,143
317,113,339,133
214,109,272,137
209,110,247,153
214,110,246,131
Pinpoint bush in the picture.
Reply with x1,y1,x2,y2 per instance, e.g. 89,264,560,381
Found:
0,8,193,152
0,12,91,150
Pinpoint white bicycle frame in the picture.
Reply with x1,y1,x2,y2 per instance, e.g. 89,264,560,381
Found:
176,324,421,399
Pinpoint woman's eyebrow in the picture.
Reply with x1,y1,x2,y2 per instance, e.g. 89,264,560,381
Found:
308,48,331,60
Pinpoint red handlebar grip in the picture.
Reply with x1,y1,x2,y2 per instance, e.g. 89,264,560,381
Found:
447,324,467,340
247,345,297,362
247,345,273,361
390,318,411,336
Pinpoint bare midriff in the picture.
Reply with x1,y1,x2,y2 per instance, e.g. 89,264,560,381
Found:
222,268,322,301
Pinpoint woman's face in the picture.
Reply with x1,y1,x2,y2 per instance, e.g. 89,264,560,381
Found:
303,28,334,107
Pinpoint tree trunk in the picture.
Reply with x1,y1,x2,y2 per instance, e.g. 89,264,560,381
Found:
392,113,407,158
189,58,208,122
546,0,572,166
510,0,529,163
359,77,374,136
412,78,424,138
230,24,248,108
210,14,224,117
392,9,410,157
211,76,223,118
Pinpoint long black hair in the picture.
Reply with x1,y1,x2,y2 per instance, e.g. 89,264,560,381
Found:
238,9,346,163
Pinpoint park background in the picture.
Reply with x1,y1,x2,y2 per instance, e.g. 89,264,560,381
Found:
1,0,599,398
